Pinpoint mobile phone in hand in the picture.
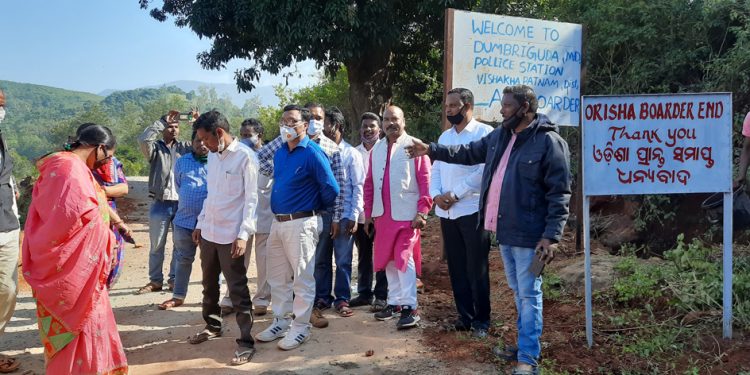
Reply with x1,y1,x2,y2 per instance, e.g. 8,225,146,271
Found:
528,252,546,277
118,226,136,244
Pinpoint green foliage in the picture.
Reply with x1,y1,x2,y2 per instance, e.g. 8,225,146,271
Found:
607,233,750,329
612,256,664,303
632,195,676,232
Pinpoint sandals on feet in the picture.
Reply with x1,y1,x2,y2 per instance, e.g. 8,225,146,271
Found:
158,298,184,310
0,357,20,373
492,344,518,361
188,329,222,345
135,282,162,295
230,347,256,366
335,302,354,317
511,365,539,375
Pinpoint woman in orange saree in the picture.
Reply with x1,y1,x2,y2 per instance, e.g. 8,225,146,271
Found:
22,124,128,375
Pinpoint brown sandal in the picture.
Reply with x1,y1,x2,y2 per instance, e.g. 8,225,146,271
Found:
135,282,162,295
335,302,354,317
158,298,184,310
0,357,20,373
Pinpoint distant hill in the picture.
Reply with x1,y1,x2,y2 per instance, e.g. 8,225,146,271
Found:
99,80,279,107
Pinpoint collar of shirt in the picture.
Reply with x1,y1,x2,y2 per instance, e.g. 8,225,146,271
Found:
218,137,240,159
451,118,480,135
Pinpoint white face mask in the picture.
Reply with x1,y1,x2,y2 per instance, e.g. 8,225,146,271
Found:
0,107,5,123
307,119,323,136
216,137,226,153
280,125,301,142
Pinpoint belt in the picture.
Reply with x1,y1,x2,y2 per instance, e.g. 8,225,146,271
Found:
275,211,317,222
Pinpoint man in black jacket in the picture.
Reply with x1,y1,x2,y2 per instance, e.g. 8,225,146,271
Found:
136,110,192,294
0,88,22,373
407,85,571,375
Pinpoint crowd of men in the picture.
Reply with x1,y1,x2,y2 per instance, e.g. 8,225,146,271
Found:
128,84,572,374
0,84,571,374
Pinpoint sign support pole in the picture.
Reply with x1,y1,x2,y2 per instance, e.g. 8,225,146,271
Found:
723,192,733,338
583,195,593,347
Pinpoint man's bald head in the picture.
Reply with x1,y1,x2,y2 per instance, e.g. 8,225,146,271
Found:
382,105,406,142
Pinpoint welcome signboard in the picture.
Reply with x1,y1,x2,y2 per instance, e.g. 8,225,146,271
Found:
446,9,583,126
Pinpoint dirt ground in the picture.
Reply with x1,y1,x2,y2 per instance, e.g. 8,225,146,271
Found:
1,177,495,375
4,177,750,374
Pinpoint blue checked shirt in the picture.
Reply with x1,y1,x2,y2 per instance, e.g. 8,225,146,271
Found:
173,153,208,230
258,134,346,222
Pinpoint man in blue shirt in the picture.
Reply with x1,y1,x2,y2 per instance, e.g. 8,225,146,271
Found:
159,130,208,310
255,104,339,351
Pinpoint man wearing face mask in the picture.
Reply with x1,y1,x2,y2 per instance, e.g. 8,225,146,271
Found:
256,102,347,329
219,118,273,316
189,111,259,365
0,88,22,374
136,110,192,295
431,88,494,338
158,130,209,310
406,85,571,375
256,104,339,350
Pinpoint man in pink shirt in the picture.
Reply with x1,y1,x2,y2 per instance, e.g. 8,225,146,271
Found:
407,85,571,375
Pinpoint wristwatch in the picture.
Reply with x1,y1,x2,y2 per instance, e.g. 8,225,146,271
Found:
417,212,428,221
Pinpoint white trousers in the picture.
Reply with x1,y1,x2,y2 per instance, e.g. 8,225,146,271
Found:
266,216,321,330
0,229,20,334
385,254,417,309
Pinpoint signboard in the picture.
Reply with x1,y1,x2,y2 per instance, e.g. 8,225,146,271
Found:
583,93,732,196
448,10,583,126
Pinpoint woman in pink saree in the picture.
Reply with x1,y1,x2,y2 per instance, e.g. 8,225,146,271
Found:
22,124,128,375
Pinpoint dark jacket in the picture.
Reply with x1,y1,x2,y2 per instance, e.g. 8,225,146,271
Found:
429,113,571,248
0,132,18,232
137,121,191,200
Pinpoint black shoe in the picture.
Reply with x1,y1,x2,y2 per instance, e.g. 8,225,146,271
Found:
314,300,332,311
396,306,420,329
374,304,401,321
471,327,488,339
349,295,374,307
452,319,470,331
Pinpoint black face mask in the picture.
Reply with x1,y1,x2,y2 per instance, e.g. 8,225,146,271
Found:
502,107,526,131
446,105,465,125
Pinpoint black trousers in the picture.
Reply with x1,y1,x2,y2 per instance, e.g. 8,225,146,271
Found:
353,223,388,300
441,212,491,330
200,238,254,348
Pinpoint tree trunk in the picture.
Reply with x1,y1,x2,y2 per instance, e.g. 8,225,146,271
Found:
345,51,394,125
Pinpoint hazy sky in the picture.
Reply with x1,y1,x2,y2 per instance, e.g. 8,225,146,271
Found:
0,1,318,94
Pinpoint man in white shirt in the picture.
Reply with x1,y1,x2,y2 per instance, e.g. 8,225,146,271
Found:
316,108,364,317
349,112,389,311
430,88,493,338
189,111,259,366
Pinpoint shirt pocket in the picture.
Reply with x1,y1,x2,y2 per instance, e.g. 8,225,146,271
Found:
220,172,243,194
518,152,544,182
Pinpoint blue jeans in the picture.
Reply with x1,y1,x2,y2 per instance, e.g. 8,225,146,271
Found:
172,225,197,300
314,215,354,306
148,199,178,285
499,245,543,367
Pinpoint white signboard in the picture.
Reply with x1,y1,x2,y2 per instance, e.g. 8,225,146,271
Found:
450,10,582,126
583,93,732,196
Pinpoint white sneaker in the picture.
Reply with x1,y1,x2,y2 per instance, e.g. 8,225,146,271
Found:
255,317,291,342
277,327,310,350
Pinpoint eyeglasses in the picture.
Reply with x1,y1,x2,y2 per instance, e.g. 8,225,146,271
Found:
279,119,303,128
